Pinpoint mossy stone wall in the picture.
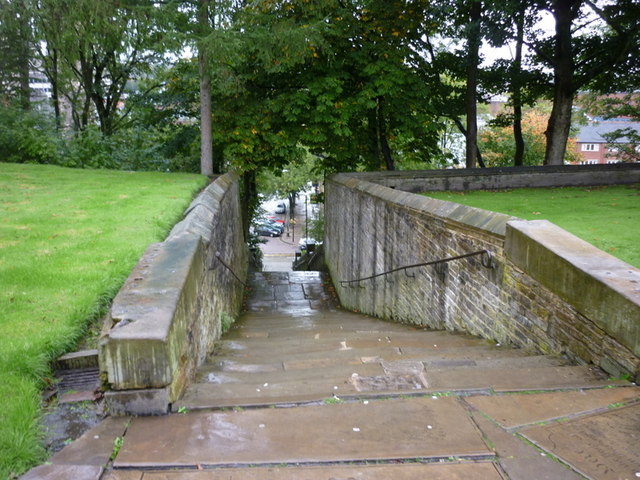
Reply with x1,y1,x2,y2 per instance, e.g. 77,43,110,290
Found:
325,167,640,381
99,173,248,415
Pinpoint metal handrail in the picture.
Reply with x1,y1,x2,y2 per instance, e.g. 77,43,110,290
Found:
210,251,246,287
339,250,494,287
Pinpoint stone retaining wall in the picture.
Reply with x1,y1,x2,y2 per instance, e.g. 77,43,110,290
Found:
325,165,640,381
99,173,248,415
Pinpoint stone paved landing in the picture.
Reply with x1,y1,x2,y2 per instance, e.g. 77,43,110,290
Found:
22,271,638,480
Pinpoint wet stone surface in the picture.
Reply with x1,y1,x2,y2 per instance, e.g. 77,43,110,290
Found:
30,270,637,480
522,403,640,480
41,399,105,454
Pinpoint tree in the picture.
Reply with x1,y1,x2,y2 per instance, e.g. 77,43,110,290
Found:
198,0,214,176
464,0,482,168
0,0,32,109
210,0,442,174
32,0,174,135
479,109,580,166
536,0,640,165
257,153,322,214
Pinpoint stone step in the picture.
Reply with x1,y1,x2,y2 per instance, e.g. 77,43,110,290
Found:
215,329,497,353
117,397,494,468
199,352,567,380
105,462,504,480
179,359,620,411
207,342,531,367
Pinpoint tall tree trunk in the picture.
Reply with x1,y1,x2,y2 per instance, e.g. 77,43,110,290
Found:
199,0,214,176
465,0,482,168
17,0,31,111
544,0,579,166
453,117,485,168
50,49,62,129
368,108,381,167
512,5,525,166
377,96,395,171
241,170,257,240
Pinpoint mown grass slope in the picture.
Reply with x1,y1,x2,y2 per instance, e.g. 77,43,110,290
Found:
424,184,639,267
0,163,207,478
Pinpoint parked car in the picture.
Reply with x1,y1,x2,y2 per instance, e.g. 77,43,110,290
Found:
255,224,281,237
299,238,321,251
257,219,284,234
266,215,285,225
275,202,286,214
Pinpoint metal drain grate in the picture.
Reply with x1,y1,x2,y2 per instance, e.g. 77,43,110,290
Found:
55,367,100,396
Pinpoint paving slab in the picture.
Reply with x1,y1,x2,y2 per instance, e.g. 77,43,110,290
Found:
427,365,623,392
522,403,640,480
102,471,143,480
177,363,394,409
105,462,503,480
467,386,640,429
46,416,129,467
20,417,130,479
116,397,491,468
468,409,584,480
20,464,103,480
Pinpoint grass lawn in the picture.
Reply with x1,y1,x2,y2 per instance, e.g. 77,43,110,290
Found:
0,163,207,478
424,184,640,268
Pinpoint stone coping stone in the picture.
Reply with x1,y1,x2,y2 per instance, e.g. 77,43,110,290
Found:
344,163,640,192
521,403,640,480
466,386,640,429
108,236,201,341
115,397,491,468
168,174,235,243
103,462,503,480
506,219,640,357
331,173,515,236
101,235,202,390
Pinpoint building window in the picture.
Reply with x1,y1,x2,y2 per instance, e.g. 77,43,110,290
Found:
581,160,598,165
581,143,599,152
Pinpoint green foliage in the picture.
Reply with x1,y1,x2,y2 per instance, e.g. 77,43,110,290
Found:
0,106,63,164
0,163,206,477
0,105,199,172
479,109,582,167
110,436,124,461
257,153,322,202
219,312,236,333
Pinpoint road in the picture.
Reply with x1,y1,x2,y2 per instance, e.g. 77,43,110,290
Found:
259,196,317,271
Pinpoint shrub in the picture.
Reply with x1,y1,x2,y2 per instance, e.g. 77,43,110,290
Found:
0,106,63,164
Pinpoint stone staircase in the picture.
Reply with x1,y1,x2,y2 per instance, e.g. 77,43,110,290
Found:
101,271,638,480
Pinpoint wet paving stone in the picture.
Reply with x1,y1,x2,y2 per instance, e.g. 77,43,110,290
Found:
30,271,636,480
105,462,503,480
116,397,492,468
522,403,640,480
467,386,640,429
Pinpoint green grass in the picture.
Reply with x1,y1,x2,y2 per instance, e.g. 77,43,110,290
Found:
424,184,640,268
0,163,207,478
